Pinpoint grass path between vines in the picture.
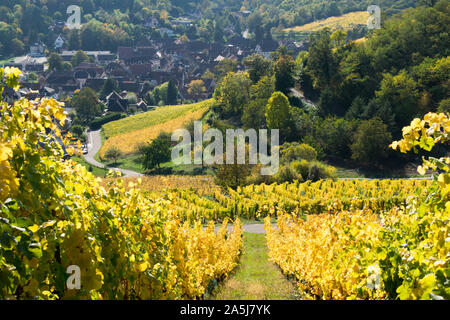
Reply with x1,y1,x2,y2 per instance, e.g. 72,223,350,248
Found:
207,233,299,300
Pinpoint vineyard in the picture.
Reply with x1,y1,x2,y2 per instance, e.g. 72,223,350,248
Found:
265,113,450,300
110,179,431,224
0,69,241,300
99,100,212,158
0,68,448,300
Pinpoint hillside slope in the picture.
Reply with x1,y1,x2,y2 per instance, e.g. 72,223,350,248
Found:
99,100,213,158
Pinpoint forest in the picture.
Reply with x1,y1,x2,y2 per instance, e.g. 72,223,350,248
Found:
204,1,449,180
0,0,420,57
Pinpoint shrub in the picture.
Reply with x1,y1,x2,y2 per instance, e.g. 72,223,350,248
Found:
351,117,392,167
291,160,336,182
291,160,310,180
274,165,303,184
280,142,318,163
89,113,126,130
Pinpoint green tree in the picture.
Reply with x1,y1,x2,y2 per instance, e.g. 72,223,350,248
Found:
376,71,420,130
214,144,252,190
214,58,238,81
71,87,102,123
243,54,272,84
250,75,275,101
437,98,450,114
70,124,87,143
167,79,178,105
317,86,336,116
305,28,337,90
104,146,123,165
280,142,317,163
139,133,172,171
330,29,347,49
63,62,73,71
266,91,292,138
71,50,91,67
351,118,392,167
213,21,224,42
274,55,296,95
242,99,267,130
188,80,206,96
11,38,24,55
48,53,64,71
70,124,84,138
213,71,251,118
26,72,38,83
68,29,81,50
100,78,118,100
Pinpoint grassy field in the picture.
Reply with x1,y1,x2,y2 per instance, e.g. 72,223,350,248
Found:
100,100,212,158
284,11,369,33
207,233,299,300
101,151,215,175
72,156,109,177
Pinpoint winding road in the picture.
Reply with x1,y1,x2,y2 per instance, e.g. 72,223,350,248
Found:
84,130,143,177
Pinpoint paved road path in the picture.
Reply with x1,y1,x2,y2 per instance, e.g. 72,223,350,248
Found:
84,130,143,177
215,223,277,234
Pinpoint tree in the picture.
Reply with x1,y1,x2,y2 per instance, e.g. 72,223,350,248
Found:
167,79,178,105
27,72,38,83
213,71,251,118
317,86,336,116
274,55,296,95
351,118,392,167
11,38,24,55
346,96,366,119
242,99,267,130
214,58,238,81
70,124,84,138
100,78,118,100
376,71,420,131
266,91,292,138
213,21,224,42
188,80,206,96
280,142,317,163
141,81,153,98
71,50,91,67
202,69,215,80
250,75,275,101
214,145,252,190
71,87,102,123
437,98,450,114
243,54,272,84
104,147,123,165
70,124,87,143
305,28,337,90
48,53,64,71
63,62,73,71
139,133,172,171
68,29,81,50
330,29,347,49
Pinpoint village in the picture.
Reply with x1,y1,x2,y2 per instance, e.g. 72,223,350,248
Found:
2,13,307,115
